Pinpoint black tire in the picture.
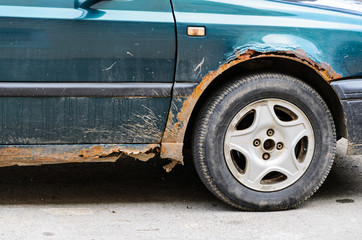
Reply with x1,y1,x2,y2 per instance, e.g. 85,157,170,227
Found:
192,73,336,211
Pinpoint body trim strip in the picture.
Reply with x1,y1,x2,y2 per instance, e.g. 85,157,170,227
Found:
173,82,198,96
331,79,362,100
0,82,197,98
0,82,175,97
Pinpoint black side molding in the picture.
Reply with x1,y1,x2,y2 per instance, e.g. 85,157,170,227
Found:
331,78,362,155
0,82,198,98
0,82,174,97
173,82,198,96
331,79,362,100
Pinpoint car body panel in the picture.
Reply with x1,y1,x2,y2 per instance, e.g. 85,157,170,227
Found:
160,0,362,161
0,0,176,83
331,79,362,154
279,0,362,16
0,0,360,168
0,0,176,144
0,97,169,144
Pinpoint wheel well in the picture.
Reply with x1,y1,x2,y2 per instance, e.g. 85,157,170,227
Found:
183,57,346,154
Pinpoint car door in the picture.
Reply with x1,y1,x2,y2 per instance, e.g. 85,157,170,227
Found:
0,0,176,144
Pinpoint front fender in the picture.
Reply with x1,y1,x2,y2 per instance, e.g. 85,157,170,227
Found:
161,0,362,165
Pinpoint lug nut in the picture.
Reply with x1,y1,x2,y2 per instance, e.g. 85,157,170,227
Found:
253,139,261,147
262,153,270,160
267,129,274,136
276,142,284,150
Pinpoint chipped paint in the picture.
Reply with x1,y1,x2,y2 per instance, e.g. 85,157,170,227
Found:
102,62,117,71
161,49,342,164
194,57,205,78
226,49,342,81
0,144,159,167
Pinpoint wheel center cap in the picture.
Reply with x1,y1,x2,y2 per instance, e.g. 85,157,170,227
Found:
263,139,275,152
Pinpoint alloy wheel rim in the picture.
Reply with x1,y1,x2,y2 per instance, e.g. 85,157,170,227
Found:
224,98,315,192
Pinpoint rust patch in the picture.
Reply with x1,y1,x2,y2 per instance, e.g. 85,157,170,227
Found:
161,49,342,163
163,160,179,173
160,143,184,163
0,144,159,168
264,49,342,81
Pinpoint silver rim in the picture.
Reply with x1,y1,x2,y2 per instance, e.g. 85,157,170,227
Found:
224,98,315,192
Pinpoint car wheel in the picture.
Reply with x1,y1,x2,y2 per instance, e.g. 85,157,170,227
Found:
192,73,336,211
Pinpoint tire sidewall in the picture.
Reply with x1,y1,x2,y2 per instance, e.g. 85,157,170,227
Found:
194,74,335,210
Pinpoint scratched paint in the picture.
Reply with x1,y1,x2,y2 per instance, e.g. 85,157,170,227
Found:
0,97,169,144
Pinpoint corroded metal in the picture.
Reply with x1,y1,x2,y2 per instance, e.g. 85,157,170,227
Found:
160,49,342,165
0,144,159,167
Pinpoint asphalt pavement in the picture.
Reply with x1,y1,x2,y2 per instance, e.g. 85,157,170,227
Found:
0,139,360,240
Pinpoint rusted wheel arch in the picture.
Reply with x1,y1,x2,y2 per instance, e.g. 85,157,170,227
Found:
160,53,346,169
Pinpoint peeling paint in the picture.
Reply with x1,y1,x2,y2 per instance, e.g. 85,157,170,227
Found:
128,152,156,162
228,49,342,81
161,49,342,164
0,144,159,168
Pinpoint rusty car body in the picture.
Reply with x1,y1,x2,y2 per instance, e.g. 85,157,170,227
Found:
0,0,361,210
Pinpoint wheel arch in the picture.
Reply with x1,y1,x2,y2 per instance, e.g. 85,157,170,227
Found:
182,57,347,154
161,54,346,168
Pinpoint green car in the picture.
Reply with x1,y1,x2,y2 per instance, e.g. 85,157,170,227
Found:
0,0,361,211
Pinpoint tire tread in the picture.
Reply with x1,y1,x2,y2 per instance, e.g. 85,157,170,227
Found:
192,73,336,211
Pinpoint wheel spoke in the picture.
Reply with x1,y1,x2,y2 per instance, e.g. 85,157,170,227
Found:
277,151,300,177
244,158,268,185
229,129,255,157
254,102,280,129
281,120,308,147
